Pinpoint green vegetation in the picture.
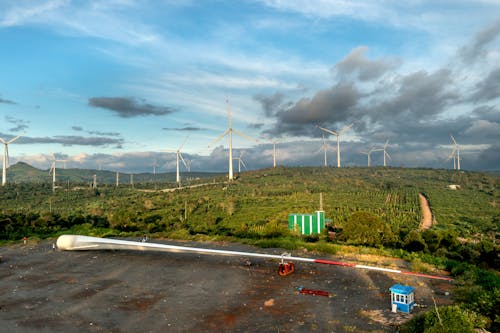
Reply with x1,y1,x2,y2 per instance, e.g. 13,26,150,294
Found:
1,165,499,331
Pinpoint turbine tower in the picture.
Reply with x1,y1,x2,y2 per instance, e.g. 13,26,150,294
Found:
448,134,461,170
360,147,375,167
374,140,391,167
208,98,257,181
316,124,353,168
170,137,189,184
0,134,23,186
272,140,279,168
318,134,336,167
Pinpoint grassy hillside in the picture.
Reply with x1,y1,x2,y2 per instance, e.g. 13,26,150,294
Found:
1,166,497,240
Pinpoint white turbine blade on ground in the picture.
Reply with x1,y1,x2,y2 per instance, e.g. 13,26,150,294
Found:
208,129,229,148
233,129,257,142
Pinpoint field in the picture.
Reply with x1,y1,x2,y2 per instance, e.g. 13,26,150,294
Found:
0,166,499,332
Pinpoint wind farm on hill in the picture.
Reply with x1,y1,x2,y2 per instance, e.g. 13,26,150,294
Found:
0,100,470,188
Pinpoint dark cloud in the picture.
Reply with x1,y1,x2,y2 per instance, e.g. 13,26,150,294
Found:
88,97,175,118
333,46,401,81
460,19,500,64
0,97,16,104
88,130,121,137
162,127,204,131
470,67,500,102
248,123,264,129
72,126,83,131
264,84,360,137
253,92,285,117
5,116,29,132
368,69,456,122
16,135,123,148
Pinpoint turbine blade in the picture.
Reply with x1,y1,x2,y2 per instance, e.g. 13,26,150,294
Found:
178,136,189,151
450,134,457,145
7,134,23,144
208,129,229,148
233,129,257,142
339,123,353,135
179,153,188,168
316,125,338,136
0,137,6,144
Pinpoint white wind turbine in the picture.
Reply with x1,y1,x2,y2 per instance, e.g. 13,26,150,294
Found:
374,140,392,167
233,151,247,173
360,147,376,167
170,136,189,184
448,134,461,170
208,98,257,181
318,134,336,167
316,124,353,168
0,133,23,186
49,155,67,193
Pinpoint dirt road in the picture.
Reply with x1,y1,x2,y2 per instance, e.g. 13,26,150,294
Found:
0,238,452,332
419,193,434,230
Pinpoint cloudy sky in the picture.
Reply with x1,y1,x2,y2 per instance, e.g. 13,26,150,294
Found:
0,0,499,174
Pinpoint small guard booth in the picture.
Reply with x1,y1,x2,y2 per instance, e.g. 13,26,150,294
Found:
288,211,325,235
389,284,415,313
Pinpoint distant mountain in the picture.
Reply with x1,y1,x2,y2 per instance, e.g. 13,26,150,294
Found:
7,162,224,185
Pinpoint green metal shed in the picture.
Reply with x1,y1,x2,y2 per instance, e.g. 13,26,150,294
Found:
288,211,325,235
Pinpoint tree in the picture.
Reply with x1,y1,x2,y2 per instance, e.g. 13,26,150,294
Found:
342,211,394,247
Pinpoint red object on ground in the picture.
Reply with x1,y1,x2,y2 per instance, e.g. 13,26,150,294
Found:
278,262,295,276
297,286,330,297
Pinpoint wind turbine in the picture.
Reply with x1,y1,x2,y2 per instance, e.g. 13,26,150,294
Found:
0,133,23,186
374,140,391,167
316,124,353,168
170,137,189,184
318,134,336,167
208,98,257,181
448,134,461,170
360,147,376,167
49,155,67,193
233,151,247,173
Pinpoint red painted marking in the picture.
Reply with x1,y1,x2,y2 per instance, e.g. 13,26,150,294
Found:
401,271,454,281
314,259,356,267
298,288,330,297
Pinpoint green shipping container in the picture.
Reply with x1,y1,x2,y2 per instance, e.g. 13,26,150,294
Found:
288,211,325,235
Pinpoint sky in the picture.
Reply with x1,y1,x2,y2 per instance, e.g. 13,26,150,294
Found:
0,0,499,175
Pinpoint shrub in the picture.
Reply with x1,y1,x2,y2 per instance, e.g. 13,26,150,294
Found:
342,211,394,247
401,305,475,333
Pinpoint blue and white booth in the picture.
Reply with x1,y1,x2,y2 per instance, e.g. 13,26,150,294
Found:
389,284,415,313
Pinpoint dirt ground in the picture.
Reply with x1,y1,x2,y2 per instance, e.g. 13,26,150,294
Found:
419,194,434,230
0,238,454,333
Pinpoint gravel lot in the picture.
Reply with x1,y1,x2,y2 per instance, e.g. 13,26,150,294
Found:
0,238,453,332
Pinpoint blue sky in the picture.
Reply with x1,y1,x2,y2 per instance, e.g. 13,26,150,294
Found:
0,0,499,174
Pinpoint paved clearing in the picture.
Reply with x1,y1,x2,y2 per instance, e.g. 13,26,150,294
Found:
0,238,453,332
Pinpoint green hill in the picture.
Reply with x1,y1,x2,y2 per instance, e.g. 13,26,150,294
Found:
7,162,223,185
